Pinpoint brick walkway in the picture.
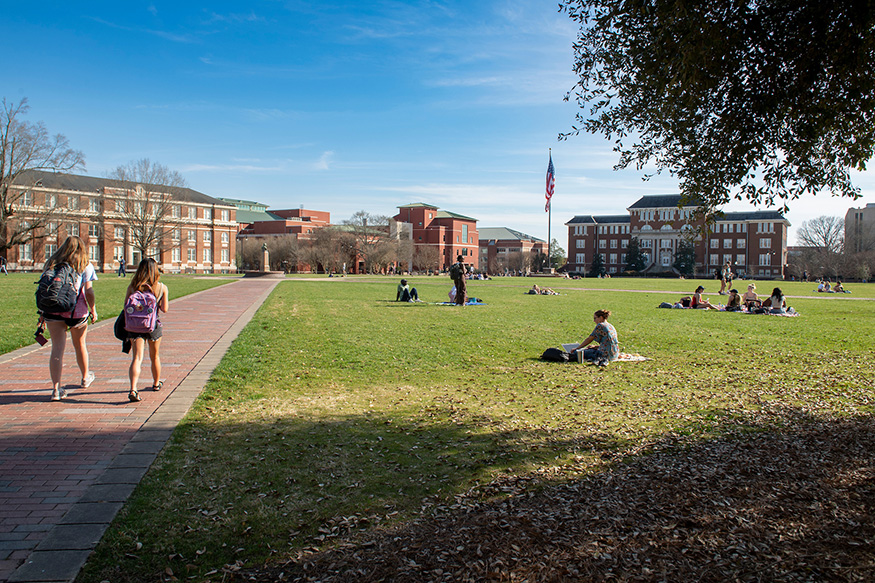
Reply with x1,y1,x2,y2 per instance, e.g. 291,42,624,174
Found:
0,278,279,583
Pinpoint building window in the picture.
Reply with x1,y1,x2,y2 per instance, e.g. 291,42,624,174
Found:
188,207,197,219
172,205,181,218
172,248,181,262
203,248,212,263
188,230,196,242
115,246,124,260
45,243,57,258
69,195,80,210
46,193,57,208
737,239,745,249
599,240,606,249
89,198,100,212
21,243,33,261
114,227,124,240
204,208,213,221
88,224,100,238
661,239,672,248
221,232,229,243
759,253,771,266
187,248,196,262
723,254,732,265
662,255,671,266
221,249,230,263
723,239,732,248
221,209,230,221
760,238,771,248
89,246,100,262
709,254,718,265
46,222,58,235
610,253,617,264
736,254,745,265
710,239,719,248
69,223,79,237
621,239,628,248
576,239,585,248
172,229,181,240
203,231,212,242
610,239,617,249
575,253,585,264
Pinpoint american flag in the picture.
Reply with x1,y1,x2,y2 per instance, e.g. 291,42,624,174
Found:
545,153,555,212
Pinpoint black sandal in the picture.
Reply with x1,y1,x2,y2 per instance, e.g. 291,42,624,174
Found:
152,380,163,391
128,390,142,402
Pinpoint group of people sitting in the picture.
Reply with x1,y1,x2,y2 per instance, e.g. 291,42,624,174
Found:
669,284,793,314
816,278,849,293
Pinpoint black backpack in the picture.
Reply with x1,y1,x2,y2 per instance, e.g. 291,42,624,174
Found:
35,263,79,314
540,347,570,362
449,263,463,280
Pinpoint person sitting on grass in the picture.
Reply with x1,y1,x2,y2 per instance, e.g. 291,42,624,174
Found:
742,283,761,309
569,309,619,367
725,289,743,311
764,287,788,314
396,279,421,302
691,286,718,310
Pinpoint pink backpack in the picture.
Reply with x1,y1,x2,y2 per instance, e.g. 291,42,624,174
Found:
124,288,158,333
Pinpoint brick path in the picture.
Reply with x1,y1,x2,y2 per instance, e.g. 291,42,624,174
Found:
0,278,279,583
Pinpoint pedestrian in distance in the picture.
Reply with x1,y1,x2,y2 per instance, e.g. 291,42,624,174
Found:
450,255,467,305
37,236,98,401
124,258,169,402
118,257,126,277
0,255,8,275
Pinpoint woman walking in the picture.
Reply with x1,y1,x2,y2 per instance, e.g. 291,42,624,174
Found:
124,258,169,402
38,236,98,401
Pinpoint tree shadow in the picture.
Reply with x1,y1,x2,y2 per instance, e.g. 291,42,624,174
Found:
227,409,875,583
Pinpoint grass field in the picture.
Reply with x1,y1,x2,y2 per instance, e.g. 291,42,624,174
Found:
0,272,237,356
65,275,875,582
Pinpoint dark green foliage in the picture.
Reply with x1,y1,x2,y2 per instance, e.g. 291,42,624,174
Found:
673,239,697,276
560,0,875,213
624,237,646,272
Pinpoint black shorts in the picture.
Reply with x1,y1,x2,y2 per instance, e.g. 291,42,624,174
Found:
126,323,163,342
42,313,88,328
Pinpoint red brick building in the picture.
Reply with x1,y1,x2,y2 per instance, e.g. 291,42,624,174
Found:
478,227,546,274
566,195,789,278
4,170,237,273
394,203,479,270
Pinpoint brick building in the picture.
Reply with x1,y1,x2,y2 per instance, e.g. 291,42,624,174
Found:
478,227,546,274
4,170,237,273
566,195,789,279
393,203,479,270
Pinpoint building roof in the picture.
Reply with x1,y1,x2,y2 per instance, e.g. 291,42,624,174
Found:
479,227,544,243
627,194,702,209
398,202,439,210
235,209,284,224
435,210,478,222
565,215,631,225
718,210,788,223
18,170,230,207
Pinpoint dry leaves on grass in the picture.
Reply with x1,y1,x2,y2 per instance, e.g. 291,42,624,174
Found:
236,416,875,583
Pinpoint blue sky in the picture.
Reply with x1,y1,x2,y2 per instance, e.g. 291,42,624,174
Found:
5,1,871,246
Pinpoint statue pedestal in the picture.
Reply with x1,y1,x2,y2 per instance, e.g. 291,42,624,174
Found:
262,249,270,272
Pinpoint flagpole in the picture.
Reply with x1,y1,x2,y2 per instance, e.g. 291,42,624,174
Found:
547,148,552,271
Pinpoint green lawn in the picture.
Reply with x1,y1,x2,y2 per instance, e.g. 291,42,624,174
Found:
0,272,237,355
73,275,875,583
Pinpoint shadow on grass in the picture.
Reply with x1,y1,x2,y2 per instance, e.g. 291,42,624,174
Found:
231,410,875,583
77,408,626,583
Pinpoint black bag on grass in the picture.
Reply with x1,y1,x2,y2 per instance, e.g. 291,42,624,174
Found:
540,348,570,362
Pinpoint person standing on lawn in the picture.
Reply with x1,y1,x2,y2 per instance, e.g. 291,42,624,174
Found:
450,255,467,305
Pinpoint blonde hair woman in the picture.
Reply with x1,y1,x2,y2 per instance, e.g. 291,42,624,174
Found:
124,258,169,402
39,236,98,401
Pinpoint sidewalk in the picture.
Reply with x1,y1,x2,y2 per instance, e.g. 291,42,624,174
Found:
0,278,279,583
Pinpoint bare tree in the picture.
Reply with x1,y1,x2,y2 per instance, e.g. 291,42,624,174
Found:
797,216,845,254
106,159,188,259
413,245,440,273
237,238,263,271
342,211,390,273
0,97,85,253
267,235,299,272
301,226,345,273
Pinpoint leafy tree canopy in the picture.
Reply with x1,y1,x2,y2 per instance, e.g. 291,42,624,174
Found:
560,0,875,213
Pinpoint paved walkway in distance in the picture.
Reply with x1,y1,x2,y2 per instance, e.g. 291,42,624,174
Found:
0,278,279,583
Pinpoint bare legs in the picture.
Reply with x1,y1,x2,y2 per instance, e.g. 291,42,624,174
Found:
46,320,90,401
128,337,162,400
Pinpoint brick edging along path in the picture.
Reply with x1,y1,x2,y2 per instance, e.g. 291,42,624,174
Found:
0,278,279,583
